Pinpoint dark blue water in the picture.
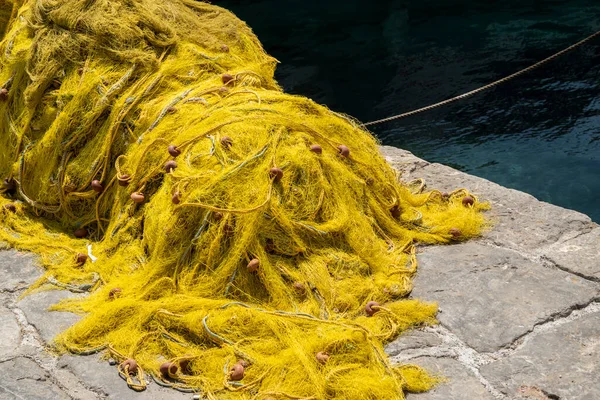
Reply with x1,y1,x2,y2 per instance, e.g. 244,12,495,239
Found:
220,0,600,221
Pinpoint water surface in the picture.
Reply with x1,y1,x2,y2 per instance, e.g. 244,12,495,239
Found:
220,0,600,221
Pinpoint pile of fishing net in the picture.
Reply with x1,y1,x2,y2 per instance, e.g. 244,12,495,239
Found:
0,1,488,398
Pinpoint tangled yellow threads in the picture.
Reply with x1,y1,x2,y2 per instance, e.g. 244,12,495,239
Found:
0,1,488,398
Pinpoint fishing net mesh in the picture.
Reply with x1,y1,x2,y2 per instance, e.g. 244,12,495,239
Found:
0,1,489,398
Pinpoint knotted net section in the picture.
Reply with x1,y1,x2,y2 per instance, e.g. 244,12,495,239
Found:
0,1,488,398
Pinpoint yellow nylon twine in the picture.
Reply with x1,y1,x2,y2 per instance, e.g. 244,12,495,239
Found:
0,1,489,398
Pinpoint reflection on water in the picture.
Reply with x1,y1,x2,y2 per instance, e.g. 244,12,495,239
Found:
220,0,600,221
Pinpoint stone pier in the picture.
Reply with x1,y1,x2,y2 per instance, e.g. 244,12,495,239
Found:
0,146,598,399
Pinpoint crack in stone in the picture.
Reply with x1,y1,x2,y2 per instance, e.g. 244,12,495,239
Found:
480,240,600,284
19,352,105,400
542,220,595,246
540,256,600,283
390,300,600,399
391,324,507,399
57,359,112,398
476,240,539,262
389,346,455,361
0,286,27,294
518,385,561,400
0,383,29,400
544,393,560,400
0,355,76,400
9,306,45,350
484,299,600,362
16,376,47,382
0,355,23,364
55,370,108,399
6,304,104,399
557,226,596,243
543,390,561,400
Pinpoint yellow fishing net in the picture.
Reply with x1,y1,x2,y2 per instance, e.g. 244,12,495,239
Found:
0,1,489,398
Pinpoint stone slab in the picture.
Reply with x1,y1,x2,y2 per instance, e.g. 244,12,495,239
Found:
542,227,600,281
59,355,190,400
380,146,597,253
0,250,42,292
481,311,600,400
406,357,495,400
385,329,443,356
17,290,82,344
0,357,68,400
50,368,98,400
0,307,21,359
411,242,599,352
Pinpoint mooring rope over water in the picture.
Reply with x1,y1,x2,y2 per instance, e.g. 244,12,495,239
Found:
362,30,600,127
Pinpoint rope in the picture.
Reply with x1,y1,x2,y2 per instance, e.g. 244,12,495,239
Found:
362,30,600,127
46,273,100,293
